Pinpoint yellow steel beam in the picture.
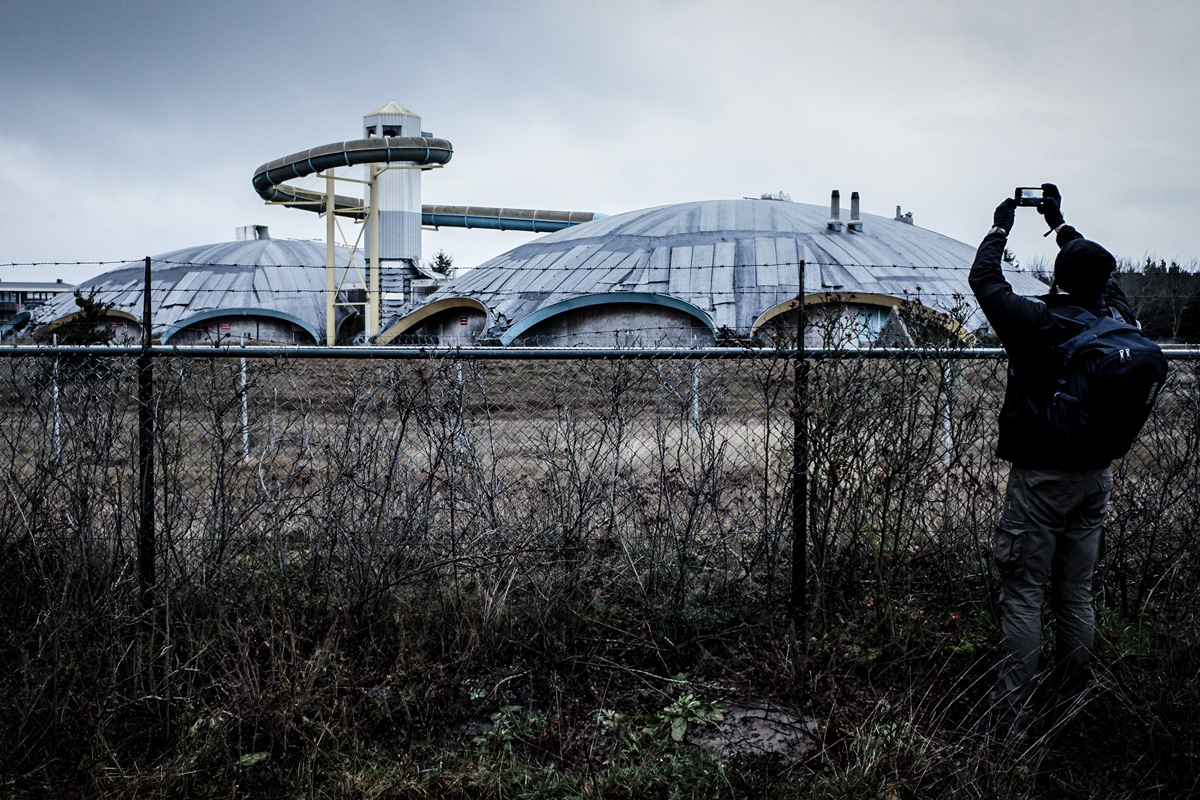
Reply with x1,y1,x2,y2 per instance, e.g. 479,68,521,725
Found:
326,170,336,345
368,163,381,337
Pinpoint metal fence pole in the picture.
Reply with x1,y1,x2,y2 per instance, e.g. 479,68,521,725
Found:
52,334,61,458
240,334,250,463
791,261,809,621
137,256,156,607
691,360,701,432
942,361,953,464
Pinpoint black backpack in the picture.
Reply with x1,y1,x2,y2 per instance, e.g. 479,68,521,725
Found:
1044,306,1168,463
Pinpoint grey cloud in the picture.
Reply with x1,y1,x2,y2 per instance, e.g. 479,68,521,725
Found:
2,0,1198,279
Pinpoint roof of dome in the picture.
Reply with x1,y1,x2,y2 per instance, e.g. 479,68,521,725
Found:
396,198,1048,339
30,237,352,341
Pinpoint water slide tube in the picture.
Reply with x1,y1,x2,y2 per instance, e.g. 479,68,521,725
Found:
252,136,605,232
0,310,31,340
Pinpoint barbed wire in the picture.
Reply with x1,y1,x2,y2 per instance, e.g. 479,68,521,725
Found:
4,257,1026,274
14,285,1199,303
5,248,1195,273
14,287,982,299
0,260,137,269
8,256,1193,274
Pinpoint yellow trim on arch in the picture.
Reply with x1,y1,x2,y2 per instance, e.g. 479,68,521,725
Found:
751,292,971,342
375,297,488,344
38,308,142,332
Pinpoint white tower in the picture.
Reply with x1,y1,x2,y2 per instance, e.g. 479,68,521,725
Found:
363,102,425,319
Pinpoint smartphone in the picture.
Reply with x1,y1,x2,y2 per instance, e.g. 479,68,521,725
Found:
1014,187,1044,206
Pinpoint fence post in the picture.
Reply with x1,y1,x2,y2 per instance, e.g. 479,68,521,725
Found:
790,261,809,622
240,334,250,463
138,256,156,607
942,360,953,464
52,334,61,458
691,360,701,431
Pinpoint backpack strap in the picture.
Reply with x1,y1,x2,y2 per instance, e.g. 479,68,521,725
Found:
1049,305,1100,328
1049,306,1098,361
1053,305,1140,363
1108,305,1133,325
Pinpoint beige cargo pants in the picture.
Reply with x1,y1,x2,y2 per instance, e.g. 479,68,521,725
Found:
989,466,1112,731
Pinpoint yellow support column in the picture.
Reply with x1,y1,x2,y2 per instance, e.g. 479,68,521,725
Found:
368,163,381,338
325,170,336,346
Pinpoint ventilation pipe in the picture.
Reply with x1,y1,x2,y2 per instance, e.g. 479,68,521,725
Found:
895,206,914,225
236,224,270,241
828,190,843,231
849,192,863,231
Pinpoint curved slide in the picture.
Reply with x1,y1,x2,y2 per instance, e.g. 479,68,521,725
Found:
253,136,604,233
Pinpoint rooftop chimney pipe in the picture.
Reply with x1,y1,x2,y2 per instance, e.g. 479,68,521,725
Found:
236,224,272,241
828,190,843,231
849,191,862,231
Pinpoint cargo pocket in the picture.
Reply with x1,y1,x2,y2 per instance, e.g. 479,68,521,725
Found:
994,526,1025,580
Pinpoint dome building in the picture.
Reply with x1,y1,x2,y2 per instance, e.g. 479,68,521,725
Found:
29,227,358,345
378,194,1049,348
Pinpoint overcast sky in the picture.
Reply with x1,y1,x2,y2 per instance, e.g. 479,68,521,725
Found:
3,0,1198,285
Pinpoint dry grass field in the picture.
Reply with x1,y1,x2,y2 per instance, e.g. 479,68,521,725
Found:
0,349,1196,797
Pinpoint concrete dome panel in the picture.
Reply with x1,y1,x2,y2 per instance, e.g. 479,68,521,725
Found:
29,237,357,345
385,198,1049,346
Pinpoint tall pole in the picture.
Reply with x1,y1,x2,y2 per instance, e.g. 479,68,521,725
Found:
790,261,809,622
52,334,61,458
326,170,337,346
368,163,381,338
241,334,250,463
137,256,156,607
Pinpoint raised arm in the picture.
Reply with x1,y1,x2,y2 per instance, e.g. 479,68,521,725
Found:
969,198,1052,346
1041,184,1136,322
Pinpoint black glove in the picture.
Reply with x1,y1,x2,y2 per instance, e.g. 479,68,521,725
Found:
993,198,1016,233
1038,182,1064,229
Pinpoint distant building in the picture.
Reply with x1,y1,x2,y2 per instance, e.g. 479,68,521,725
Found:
27,227,360,345
0,279,75,339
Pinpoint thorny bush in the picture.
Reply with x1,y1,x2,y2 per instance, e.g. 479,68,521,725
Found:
0,348,1196,797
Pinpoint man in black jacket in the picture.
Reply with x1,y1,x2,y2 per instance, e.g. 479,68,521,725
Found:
968,184,1136,740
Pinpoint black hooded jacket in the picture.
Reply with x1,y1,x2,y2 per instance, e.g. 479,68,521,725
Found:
969,225,1137,471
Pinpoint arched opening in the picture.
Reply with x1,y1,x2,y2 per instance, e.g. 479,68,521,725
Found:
377,298,489,345
162,309,321,346
753,292,971,348
500,294,715,347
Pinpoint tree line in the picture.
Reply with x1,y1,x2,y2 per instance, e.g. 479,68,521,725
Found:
1113,258,1200,343
1016,253,1200,343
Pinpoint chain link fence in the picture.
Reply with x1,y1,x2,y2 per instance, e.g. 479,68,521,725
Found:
1,345,1195,626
